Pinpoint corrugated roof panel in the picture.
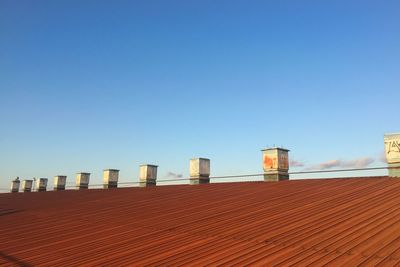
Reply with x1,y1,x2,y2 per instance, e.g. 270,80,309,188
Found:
1,177,400,266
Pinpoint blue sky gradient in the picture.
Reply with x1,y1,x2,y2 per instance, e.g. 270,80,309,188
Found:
1,0,399,189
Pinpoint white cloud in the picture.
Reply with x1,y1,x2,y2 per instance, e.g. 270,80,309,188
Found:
307,157,375,170
165,171,183,179
290,160,305,167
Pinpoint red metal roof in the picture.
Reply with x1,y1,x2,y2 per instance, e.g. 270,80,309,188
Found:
1,176,400,266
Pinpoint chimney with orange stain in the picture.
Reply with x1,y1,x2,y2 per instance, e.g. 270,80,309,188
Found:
261,147,290,182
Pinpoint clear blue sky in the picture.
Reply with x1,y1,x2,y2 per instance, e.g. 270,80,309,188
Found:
1,0,399,189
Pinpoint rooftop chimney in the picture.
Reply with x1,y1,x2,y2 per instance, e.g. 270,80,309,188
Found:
139,164,158,187
10,178,20,193
76,172,90,189
103,169,119,189
36,178,48,192
22,180,33,192
190,158,210,185
384,133,400,177
262,147,289,181
54,175,67,191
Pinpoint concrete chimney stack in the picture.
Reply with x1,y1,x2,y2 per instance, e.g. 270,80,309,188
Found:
103,169,119,189
190,158,210,185
10,178,20,193
76,172,90,189
22,180,33,192
384,133,400,177
139,164,158,187
54,175,67,191
262,147,289,181
36,178,48,192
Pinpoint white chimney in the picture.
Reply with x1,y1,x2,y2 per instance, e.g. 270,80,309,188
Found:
76,172,90,189
139,164,158,187
10,178,20,193
190,158,210,185
22,180,33,192
54,175,67,191
384,133,400,177
36,178,48,192
262,147,289,181
103,169,119,189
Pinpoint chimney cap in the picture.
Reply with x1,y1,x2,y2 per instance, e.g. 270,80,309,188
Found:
191,157,210,161
261,147,290,152
77,172,91,175
140,164,158,167
103,169,120,172
384,132,400,137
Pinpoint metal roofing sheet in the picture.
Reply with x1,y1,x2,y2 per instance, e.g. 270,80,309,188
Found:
1,176,399,266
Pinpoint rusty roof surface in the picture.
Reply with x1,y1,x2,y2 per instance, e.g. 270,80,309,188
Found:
1,176,400,266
